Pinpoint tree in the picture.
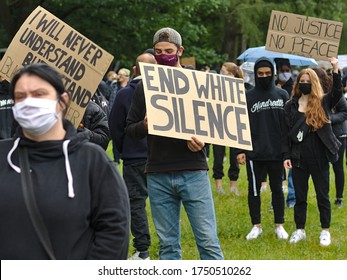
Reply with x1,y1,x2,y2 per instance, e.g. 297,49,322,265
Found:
0,0,346,71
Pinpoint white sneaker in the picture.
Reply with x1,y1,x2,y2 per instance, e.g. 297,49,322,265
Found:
128,251,150,260
230,186,239,196
246,226,262,240
217,187,225,194
275,225,289,239
289,229,306,244
260,185,267,192
319,230,331,246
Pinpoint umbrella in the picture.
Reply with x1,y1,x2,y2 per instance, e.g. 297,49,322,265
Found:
237,46,318,66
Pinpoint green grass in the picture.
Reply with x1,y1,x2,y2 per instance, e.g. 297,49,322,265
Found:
106,142,347,260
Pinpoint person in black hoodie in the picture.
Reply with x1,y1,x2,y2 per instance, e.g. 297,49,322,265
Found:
237,57,289,241
283,58,341,246
312,67,347,209
0,63,130,259
77,99,110,150
0,76,14,139
109,52,156,260
126,27,223,260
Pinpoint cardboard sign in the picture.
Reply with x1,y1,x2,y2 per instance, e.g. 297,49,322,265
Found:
139,63,253,150
0,6,113,127
180,57,196,69
266,10,343,61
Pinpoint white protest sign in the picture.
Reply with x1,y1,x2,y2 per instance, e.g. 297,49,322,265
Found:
140,63,253,150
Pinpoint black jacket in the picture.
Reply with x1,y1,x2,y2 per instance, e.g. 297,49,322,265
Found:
125,81,208,173
0,80,14,139
282,72,342,164
0,121,130,259
77,101,110,150
244,57,289,161
109,78,147,164
330,96,347,138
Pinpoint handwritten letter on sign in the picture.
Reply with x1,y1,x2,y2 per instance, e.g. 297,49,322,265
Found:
266,10,343,61
139,63,253,150
0,6,113,127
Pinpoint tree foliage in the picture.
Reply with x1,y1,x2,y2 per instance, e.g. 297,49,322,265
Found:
0,0,346,70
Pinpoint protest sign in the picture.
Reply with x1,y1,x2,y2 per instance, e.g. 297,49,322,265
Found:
265,10,343,61
180,57,196,69
0,6,113,127
139,63,253,150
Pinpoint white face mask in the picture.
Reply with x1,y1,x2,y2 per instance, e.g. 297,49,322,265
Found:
12,97,59,135
278,72,292,82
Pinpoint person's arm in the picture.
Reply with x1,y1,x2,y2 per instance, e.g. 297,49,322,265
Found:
329,57,343,108
330,96,347,125
125,81,148,140
78,102,110,150
109,91,126,152
281,101,292,162
87,148,130,260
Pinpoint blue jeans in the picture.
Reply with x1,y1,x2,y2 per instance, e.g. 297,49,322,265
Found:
286,168,296,207
147,171,224,260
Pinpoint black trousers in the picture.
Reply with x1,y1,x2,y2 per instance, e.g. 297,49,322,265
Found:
332,137,346,199
292,152,331,229
123,160,151,252
212,145,240,181
246,160,285,225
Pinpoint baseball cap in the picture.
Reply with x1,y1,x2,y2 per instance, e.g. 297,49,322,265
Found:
153,27,182,47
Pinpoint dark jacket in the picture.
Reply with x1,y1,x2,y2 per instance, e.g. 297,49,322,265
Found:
109,78,147,164
282,72,342,164
276,77,294,96
0,80,14,139
330,96,347,138
244,57,289,161
0,120,130,259
77,101,110,150
125,81,208,173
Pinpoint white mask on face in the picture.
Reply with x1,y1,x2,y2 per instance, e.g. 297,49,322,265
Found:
12,97,59,135
278,72,292,82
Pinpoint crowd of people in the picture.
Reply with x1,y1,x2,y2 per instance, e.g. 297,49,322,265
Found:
0,26,346,260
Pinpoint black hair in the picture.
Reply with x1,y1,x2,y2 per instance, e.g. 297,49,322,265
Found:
9,63,65,97
9,63,70,114
274,58,291,69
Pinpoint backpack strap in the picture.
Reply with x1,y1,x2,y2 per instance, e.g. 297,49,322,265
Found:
19,147,56,260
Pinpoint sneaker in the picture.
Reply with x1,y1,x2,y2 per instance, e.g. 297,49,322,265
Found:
217,188,225,194
128,251,150,260
260,185,267,192
246,226,262,240
287,204,295,208
275,225,289,240
335,199,343,208
289,229,306,244
319,230,331,246
230,186,239,196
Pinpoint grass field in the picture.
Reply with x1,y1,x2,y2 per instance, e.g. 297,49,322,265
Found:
107,143,347,260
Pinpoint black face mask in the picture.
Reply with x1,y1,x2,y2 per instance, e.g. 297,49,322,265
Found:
299,83,311,95
257,76,272,89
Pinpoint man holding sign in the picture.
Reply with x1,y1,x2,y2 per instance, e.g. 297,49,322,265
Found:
126,27,223,260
